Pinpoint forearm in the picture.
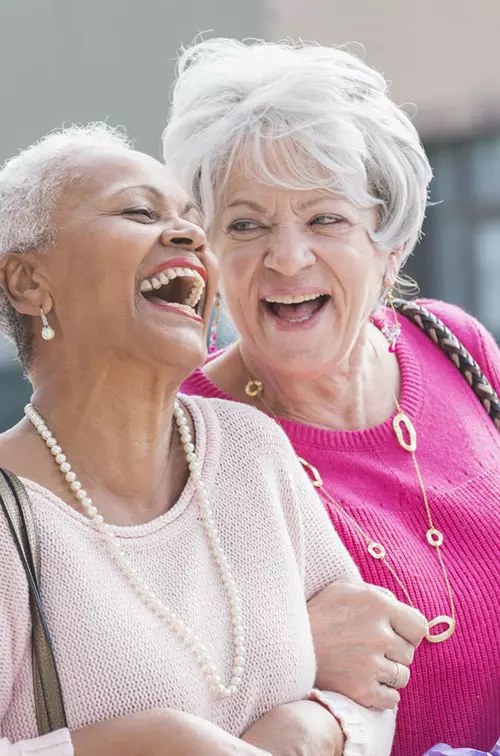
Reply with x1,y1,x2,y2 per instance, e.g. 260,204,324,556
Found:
72,709,169,756
242,700,344,756
72,707,242,756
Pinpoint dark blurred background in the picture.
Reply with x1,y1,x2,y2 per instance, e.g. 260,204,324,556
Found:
1,0,499,429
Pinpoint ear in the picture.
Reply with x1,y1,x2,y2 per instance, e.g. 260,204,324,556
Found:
384,246,405,288
0,253,53,316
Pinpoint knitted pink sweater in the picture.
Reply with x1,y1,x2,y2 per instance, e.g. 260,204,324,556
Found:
0,395,395,756
182,300,500,756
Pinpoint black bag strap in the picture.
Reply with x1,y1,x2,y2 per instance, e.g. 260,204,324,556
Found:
394,299,500,432
0,468,67,734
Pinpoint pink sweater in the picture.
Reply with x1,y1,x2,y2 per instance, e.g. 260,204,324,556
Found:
0,395,395,756
182,300,500,756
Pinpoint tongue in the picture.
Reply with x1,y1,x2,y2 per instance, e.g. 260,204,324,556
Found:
273,299,324,321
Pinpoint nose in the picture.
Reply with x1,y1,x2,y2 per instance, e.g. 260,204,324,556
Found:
264,223,316,276
160,221,207,253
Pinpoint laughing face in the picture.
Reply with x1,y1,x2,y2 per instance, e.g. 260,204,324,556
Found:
212,161,393,379
30,148,217,378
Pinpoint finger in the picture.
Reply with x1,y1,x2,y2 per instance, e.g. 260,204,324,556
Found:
381,660,410,690
385,636,416,667
389,602,428,647
371,683,401,710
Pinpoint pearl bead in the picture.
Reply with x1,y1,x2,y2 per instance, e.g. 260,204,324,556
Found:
24,399,246,699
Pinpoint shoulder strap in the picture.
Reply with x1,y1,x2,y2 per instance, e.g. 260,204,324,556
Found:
0,468,67,735
394,299,500,431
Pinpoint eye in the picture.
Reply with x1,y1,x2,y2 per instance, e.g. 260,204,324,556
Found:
310,214,344,226
122,206,158,222
228,219,262,233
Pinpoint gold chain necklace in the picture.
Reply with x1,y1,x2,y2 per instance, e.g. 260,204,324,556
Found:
244,376,456,644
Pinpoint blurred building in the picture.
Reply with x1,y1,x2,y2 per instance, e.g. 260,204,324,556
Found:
1,0,499,428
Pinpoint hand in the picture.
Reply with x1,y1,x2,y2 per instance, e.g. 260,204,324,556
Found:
72,707,271,756
308,581,428,709
241,700,345,756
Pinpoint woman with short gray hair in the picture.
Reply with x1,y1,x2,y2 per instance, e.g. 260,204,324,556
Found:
166,38,500,755
0,123,396,755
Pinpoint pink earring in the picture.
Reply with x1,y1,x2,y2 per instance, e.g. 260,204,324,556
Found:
381,290,401,353
209,293,221,353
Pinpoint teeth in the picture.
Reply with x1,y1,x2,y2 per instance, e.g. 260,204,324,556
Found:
172,303,199,315
264,293,324,304
140,265,206,310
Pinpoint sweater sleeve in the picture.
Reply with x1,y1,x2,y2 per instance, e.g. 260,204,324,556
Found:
270,427,396,756
0,514,74,756
268,423,361,599
0,731,73,756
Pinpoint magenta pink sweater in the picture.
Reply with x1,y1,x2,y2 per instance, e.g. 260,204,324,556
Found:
182,300,500,756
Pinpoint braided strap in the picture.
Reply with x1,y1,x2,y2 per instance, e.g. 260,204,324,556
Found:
393,299,500,431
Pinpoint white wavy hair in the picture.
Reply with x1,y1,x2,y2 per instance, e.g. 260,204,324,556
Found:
0,122,132,366
162,38,432,259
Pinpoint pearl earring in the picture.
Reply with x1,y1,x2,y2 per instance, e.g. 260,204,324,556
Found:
40,307,55,341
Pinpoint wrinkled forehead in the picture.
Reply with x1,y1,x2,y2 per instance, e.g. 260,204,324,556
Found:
215,139,342,205
55,147,190,216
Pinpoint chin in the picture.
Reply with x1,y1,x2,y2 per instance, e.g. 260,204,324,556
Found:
143,327,208,378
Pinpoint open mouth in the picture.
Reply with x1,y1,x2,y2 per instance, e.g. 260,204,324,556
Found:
140,265,206,320
262,293,331,323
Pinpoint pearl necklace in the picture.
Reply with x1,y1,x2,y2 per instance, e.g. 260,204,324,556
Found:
24,401,245,698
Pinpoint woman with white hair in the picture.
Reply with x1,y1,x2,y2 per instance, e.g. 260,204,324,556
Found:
164,38,500,755
0,123,396,755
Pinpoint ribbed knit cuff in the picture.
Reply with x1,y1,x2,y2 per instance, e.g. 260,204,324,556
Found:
310,690,396,756
0,729,74,756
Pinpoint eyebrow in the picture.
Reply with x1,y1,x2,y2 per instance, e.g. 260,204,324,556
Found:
226,199,268,213
111,184,164,200
295,196,336,211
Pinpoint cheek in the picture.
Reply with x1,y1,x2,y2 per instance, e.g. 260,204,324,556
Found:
216,242,256,299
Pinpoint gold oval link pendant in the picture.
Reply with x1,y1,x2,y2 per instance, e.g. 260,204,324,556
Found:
298,457,323,488
426,615,456,643
393,412,417,452
367,541,386,560
426,528,444,547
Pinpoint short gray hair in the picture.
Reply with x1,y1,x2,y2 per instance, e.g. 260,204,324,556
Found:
162,38,432,259
0,122,132,368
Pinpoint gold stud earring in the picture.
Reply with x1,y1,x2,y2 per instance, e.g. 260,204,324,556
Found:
40,307,55,341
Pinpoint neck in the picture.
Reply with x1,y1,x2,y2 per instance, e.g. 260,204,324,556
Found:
26,357,189,522
209,321,399,431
